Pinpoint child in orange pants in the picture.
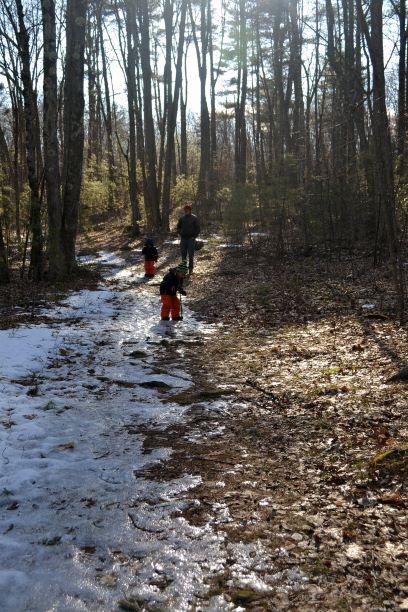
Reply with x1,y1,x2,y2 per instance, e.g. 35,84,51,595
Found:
159,261,188,321
142,238,158,278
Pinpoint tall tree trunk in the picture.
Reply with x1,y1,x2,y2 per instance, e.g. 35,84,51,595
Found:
138,0,160,228
180,89,188,176
156,0,173,205
97,2,115,210
272,1,287,165
0,122,11,283
0,215,9,284
190,0,211,210
62,0,87,273
125,0,140,232
358,0,406,319
86,11,99,163
235,0,247,184
10,94,21,244
208,4,217,198
289,0,305,183
396,0,407,176
15,0,44,280
161,0,188,229
41,0,64,279
180,51,189,176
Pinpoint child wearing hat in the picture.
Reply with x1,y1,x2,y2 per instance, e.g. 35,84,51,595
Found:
159,260,188,321
142,238,158,278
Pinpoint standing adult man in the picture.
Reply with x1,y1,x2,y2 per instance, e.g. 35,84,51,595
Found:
176,203,200,274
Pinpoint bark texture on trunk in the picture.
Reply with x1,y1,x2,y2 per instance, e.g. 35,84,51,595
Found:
0,215,9,284
125,0,141,231
15,0,44,280
161,0,187,230
62,0,87,273
42,0,64,279
138,0,160,228
358,0,406,319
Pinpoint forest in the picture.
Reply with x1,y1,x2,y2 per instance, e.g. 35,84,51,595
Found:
0,0,406,301
0,0,407,610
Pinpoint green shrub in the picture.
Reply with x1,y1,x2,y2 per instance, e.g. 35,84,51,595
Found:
171,174,198,210
221,184,257,242
80,157,111,226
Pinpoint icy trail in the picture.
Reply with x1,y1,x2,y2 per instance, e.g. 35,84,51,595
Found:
0,252,229,611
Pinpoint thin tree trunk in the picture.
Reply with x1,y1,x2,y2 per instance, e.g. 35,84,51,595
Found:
180,50,188,176
190,0,211,209
125,0,140,232
86,11,99,163
289,0,305,183
97,2,115,210
0,120,11,282
15,0,43,280
138,0,160,228
0,215,9,283
235,0,247,184
161,0,188,229
10,94,21,244
397,0,407,176
41,0,64,279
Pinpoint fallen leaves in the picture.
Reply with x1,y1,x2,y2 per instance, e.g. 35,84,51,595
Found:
369,445,408,477
118,597,141,611
6,501,19,511
97,573,117,587
379,492,405,507
80,545,96,554
179,244,408,609
40,400,57,411
1,420,16,429
345,543,365,561
53,441,75,451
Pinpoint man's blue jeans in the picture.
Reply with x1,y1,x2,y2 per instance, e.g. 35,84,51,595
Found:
180,237,196,271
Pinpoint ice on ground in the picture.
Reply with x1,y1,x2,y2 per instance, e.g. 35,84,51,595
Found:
0,251,226,611
0,325,62,379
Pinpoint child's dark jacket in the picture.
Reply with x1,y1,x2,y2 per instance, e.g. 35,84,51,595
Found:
160,269,183,295
142,245,158,261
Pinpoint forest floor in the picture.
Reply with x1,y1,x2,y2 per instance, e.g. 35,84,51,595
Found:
132,232,408,610
0,226,407,610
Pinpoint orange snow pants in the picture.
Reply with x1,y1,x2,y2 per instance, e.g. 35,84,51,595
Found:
161,295,180,320
144,260,156,276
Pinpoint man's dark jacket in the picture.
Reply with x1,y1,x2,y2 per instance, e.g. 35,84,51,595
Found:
176,213,200,239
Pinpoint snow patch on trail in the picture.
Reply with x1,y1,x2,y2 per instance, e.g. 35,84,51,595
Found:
0,252,227,611
0,325,61,379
